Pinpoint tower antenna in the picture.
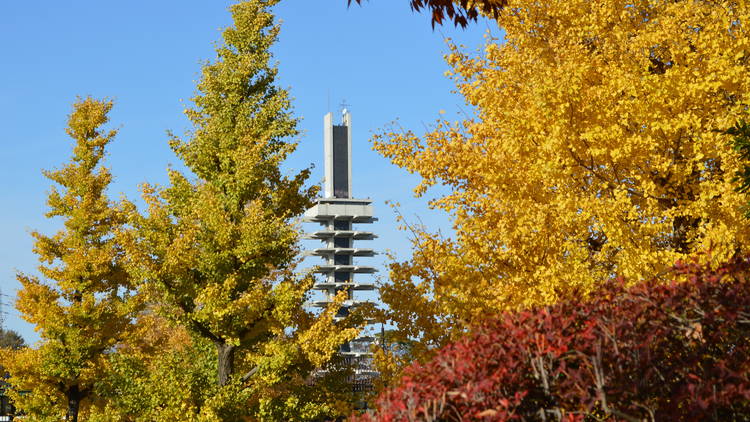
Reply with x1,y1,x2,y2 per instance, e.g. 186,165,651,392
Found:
339,99,351,123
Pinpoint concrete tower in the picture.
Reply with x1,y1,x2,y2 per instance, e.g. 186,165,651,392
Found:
304,110,377,387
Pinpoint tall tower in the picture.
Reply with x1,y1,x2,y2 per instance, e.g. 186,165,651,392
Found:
304,110,377,388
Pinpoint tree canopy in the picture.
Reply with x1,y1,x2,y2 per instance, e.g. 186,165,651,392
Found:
121,0,361,419
373,0,750,356
357,255,750,421
1,97,133,422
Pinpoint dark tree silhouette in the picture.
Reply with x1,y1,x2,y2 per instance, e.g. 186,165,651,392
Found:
348,0,505,27
0,329,24,351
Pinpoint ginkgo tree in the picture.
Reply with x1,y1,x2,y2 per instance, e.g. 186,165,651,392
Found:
1,97,134,422
121,0,359,419
373,0,750,358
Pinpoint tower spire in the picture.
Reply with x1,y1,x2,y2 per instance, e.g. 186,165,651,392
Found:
323,109,353,199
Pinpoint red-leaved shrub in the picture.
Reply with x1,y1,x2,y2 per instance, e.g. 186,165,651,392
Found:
355,256,750,421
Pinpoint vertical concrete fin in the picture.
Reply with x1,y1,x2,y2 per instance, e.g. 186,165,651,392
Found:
344,110,353,198
324,112,334,198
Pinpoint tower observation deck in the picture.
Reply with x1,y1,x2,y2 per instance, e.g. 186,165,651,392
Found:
303,110,378,387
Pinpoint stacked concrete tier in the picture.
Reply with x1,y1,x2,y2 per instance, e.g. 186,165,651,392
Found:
303,197,378,377
303,198,378,303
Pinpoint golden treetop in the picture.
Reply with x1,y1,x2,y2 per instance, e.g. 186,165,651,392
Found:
121,5,359,417
374,0,750,354
5,97,134,420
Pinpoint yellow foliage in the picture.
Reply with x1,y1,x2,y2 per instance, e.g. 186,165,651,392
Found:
3,97,134,421
118,310,193,358
297,290,360,368
374,0,750,357
0,347,63,421
118,1,357,419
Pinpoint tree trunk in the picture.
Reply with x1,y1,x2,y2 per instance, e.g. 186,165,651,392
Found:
217,341,236,387
65,385,82,422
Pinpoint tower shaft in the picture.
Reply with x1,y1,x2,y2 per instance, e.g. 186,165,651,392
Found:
304,111,378,388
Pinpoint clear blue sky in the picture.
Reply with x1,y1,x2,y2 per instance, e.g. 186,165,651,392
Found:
0,1,496,344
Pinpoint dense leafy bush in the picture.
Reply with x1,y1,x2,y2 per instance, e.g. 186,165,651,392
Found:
356,256,750,421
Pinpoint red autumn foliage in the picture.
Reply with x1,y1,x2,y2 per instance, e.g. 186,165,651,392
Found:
347,0,505,28
354,256,750,421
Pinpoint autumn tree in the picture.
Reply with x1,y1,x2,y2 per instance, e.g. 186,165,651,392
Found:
0,328,25,395
89,307,356,421
348,0,504,27
0,98,133,422
122,0,358,419
0,329,25,351
356,255,750,421
373,0,750,357
87,312,217,422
